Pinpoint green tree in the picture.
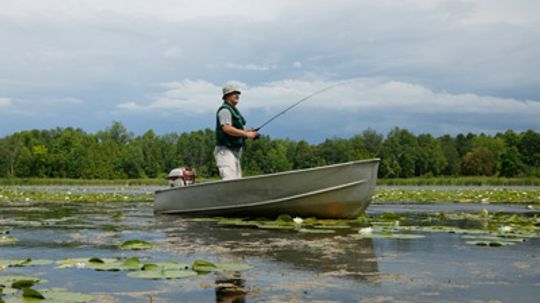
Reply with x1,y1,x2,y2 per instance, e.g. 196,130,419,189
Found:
439,134,461,176
415,134,447,176
138,130,164,178
461,147,496,176
500,146,525,177
518,130,540,175
379,128,418,178
358,128,383,157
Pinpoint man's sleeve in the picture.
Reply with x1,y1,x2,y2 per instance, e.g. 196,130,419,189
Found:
218,109,233,126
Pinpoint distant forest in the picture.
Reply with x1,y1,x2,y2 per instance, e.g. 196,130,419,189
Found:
0,122,539,179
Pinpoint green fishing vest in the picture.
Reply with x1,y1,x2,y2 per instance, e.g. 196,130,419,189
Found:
215,102,246,148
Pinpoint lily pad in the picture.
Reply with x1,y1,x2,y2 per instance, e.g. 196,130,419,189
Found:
11,280,37,290
192,260,218,273
120,240,152,250
216,263,253,271
22,288,45,299
0,236,17,244
255,223,294,230
151,262,190,271
298,228,336,234
121,257,141,270
127,269,197,280
0,276,43,296
275,214,293,223
5,288,93,303
56,258,127,271
351,233,425,239
312,224,351,229
0,276,42,286
0,259,53,268
465,240,515,247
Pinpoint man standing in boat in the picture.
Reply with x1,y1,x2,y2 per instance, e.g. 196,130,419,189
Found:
214,84,258,180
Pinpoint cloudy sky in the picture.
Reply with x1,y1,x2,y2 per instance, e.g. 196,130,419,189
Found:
1,0,539,142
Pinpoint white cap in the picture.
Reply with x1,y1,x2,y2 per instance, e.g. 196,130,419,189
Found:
222,84,241,98
167,168,184,179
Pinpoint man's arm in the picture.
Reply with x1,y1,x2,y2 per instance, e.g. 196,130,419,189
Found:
222,125,258,139
218,108,257,139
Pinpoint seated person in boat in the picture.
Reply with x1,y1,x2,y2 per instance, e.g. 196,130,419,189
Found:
214,84,258,180
167,167,197,187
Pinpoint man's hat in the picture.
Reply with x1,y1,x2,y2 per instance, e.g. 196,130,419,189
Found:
222,84,241,98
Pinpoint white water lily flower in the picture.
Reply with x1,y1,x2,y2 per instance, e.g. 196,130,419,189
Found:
24,198,30,202
394,221,400,227
481,198,489,203
498,225,512,233
527,205,534,210
480,208,489,217
358,227,373,234
66,191,72,195
76,262,86,268
293,217,303,224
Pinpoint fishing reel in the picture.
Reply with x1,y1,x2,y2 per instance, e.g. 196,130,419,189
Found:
252,128,261,140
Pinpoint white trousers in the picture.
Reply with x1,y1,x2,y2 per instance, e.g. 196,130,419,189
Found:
214,146,242,180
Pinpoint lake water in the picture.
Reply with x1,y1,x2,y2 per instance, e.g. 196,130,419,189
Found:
1,198,539,303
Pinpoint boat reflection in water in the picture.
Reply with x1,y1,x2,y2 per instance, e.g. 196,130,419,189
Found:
155,215,380,302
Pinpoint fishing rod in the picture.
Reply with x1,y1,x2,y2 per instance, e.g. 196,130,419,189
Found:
252,81,345,136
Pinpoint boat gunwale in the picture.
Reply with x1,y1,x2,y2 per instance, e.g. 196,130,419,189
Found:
158,179,366,214
155,158,380,194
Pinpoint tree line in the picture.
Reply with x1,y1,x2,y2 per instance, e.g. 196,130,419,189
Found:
0,122,539,179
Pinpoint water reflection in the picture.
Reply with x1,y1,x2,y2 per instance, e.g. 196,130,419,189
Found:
215,272,246,303
155,215,381,284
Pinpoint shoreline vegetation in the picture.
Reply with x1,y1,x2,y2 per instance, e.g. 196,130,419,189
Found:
1,187,539,205
1,123,539,181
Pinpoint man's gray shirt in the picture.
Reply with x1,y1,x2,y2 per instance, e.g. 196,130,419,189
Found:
218,108,233,126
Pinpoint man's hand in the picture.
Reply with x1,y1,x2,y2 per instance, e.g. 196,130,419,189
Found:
244,130,258,139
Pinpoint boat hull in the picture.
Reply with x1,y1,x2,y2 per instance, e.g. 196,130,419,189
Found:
154,159,379,219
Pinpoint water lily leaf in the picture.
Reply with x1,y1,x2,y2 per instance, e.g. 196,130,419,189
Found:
461,235,525,242
186,218,220,222
141,263,158,271
255,223,294,230
380,213,402,221
56,258,121,271
351,233,425,239
121,257,141,270
217,218,261,227
157,262,191,270
24,260,54,266
11,280,37,290
192,260,217,273
6,288,93,303
275,214,293,223
0,276,42,287
120,240,152,250
127,269,197,280
216,263,253,271
465,240,514,247
312,224,351,229
22,288,45,299
0,236,17,244
88,258,104,264
298,228,336,234
0,259,53,268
